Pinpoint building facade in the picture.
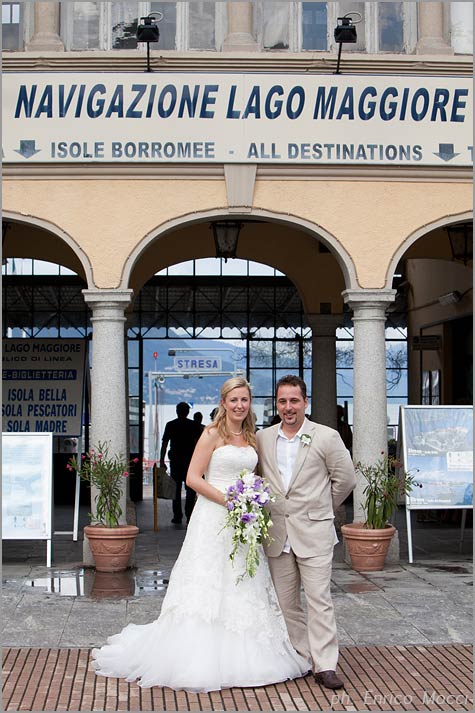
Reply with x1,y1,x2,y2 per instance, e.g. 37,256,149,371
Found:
2,2,473,546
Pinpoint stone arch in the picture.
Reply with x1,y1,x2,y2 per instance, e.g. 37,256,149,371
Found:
385,209,473,288
120,207,358,292
2,210,95,286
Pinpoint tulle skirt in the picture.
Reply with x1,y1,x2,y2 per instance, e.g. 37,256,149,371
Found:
91,494,309,691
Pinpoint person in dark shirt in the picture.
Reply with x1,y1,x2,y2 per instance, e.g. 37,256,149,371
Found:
193,411,205,434
160,402,201,524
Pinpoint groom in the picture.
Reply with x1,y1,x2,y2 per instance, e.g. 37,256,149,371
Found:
256,375,356,690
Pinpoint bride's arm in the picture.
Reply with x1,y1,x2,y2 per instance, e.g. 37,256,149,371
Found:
186,427,227,507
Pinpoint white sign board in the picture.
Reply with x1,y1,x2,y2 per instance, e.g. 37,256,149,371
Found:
2,339,86,436
173,356,222,372
2,73,472,166
2,432,53,542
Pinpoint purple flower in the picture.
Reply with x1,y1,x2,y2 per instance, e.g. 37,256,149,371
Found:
226,502,235,511
236,480,245,493
240,513,256,524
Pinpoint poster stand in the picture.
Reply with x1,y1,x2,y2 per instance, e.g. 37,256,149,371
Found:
2,432,54,567
399,406,473,563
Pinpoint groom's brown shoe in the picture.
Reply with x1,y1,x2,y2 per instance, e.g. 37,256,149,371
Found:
314,670,344,689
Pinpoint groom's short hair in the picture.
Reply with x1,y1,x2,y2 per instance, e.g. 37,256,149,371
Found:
276,375,307,399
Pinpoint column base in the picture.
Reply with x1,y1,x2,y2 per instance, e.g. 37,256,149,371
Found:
26,33,65,51
222,33,258,51
415,38,453,55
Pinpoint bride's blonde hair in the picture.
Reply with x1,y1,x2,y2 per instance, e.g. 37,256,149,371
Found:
209,377,256,449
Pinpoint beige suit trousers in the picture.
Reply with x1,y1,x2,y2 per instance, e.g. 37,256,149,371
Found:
268,549,338,673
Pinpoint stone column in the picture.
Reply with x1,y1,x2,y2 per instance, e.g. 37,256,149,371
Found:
342,290,396,522
307,314,342,429
222,1,258,51
26,1,64,51
416,2,453,55
450,2,473,54
82,289,133,561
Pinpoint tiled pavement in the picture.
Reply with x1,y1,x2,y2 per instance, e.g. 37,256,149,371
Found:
2,498,473,711
3,644,472,711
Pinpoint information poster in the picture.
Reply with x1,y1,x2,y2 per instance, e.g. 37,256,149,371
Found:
2,432,53,540
400,406,473,509
2,339,86,436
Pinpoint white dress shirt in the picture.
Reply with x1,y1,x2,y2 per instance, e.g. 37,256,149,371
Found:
276,422,306,553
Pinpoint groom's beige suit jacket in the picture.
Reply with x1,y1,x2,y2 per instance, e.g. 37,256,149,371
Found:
256,418,356,558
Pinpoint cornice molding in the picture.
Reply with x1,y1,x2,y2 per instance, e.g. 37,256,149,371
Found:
2,164,471,183
2,50,472,76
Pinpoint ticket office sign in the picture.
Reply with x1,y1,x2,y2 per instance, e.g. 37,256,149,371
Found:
2,339,86,437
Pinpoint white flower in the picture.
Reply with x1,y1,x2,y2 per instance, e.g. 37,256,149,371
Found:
241,470,255,486
300,433,312,446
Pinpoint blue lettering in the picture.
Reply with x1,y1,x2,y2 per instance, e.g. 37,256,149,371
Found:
14,84,37,118
242,86,261,119
451,89,468,122
105,85,124,118
74,85,86,118
158,85,177,118
146,85,156,118
430,88,449,121
126,84,147,118
265,85,284,119
410,88,430,121
287,87,305,119
177,85,200,118
358,86,377,120
86,84,106,118
379,87,398,121
335,87,354,120
58,84,77,118
313,87,337,119
226,85,240,118
399,87,409,120
34,86,53,118
200,85,218,118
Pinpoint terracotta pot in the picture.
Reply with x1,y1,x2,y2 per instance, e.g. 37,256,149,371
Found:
84,524,139,572
341,522,396,572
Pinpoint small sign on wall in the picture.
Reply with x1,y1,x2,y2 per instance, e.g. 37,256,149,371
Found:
2,339,86,436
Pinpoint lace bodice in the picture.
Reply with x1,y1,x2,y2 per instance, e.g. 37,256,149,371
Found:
205,445,258,491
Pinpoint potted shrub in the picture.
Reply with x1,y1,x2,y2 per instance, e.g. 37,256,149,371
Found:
341,453,419,571
68,442,139,572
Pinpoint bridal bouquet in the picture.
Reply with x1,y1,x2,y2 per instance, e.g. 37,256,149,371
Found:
223,470,274,582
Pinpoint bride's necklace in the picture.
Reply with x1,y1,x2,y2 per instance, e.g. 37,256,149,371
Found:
230,429,242,436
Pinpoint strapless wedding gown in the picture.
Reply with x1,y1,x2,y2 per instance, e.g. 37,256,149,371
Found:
91,445,309,691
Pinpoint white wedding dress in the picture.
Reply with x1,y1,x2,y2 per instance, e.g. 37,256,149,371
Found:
91,445,309,691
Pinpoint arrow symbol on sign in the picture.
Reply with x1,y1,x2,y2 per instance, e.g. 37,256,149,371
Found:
433,143,459,162
15,140,41,158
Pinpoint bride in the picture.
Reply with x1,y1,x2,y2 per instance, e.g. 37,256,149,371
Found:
92,376,309,691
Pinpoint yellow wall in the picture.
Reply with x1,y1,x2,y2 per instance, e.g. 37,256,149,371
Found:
3,177,472,299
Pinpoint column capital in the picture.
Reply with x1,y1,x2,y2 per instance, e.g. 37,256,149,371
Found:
342,289,396,318
82,289,133,308
306,314,344,336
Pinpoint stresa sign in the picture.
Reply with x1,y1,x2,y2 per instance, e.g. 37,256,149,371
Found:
3,73,472,166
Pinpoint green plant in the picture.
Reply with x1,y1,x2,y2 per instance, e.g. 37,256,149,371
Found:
356,453,419,529
68,442,137,527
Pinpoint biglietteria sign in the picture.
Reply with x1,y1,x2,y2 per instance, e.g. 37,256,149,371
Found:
2,73,472,166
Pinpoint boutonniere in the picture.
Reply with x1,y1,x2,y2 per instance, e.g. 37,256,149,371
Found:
300,433,312,447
